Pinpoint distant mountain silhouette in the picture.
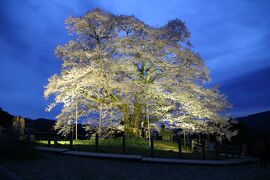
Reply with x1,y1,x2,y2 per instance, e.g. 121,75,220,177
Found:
2,108,269,137
0,108,85,138
0,108,56,132
236,111,270,134
28,118,56,132
0,107,14,128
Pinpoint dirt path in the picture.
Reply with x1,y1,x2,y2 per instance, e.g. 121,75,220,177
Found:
1,153,269,180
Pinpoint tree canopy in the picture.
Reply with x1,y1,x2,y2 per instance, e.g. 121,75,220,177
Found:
44,8,236,141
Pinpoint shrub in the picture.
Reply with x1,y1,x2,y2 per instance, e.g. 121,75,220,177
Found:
0,131,39,161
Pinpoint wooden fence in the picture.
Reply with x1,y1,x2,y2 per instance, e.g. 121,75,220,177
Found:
0,127,240,159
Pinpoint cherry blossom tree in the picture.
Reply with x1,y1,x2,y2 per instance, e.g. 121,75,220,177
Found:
44,8,236,141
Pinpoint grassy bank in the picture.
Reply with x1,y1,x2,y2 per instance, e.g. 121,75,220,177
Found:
36,138,218,159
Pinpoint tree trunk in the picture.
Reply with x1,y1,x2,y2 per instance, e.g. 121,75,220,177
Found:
134,102,143,129
121,104,129,130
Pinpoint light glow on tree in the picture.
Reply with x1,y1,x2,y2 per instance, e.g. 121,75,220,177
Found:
44,8,236,142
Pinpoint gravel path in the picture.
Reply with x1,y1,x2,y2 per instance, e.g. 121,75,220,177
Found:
1,153,269,180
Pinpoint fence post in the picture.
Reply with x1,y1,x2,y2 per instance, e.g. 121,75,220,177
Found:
238,145,241,158
69,129,73,150
95,133,99,152
178,135,182,159
150,137,154,157
201,135,206,159
122,132,126,154
48,131,51,147
215,141,219,159
225,146,228,159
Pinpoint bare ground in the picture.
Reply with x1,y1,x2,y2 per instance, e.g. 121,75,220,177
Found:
1,152,270,180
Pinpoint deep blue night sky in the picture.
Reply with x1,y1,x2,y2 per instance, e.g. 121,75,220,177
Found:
0,0,270,119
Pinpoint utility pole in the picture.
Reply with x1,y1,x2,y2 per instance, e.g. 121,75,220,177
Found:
183,130,186,150
146,105,151,146
75,96,78,141
99,103,103,135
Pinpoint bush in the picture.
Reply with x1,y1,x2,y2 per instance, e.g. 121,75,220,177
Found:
0,131,39,161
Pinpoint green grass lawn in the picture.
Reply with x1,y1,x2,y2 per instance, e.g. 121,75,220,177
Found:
35,137,220,160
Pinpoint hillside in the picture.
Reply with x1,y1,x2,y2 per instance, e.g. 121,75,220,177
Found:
1,108,269,136
0,108,14,128
0,108,85,137
236,111,270,134
0,108,56,132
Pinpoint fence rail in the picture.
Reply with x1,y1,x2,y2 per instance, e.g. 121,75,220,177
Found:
0,128,240,159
